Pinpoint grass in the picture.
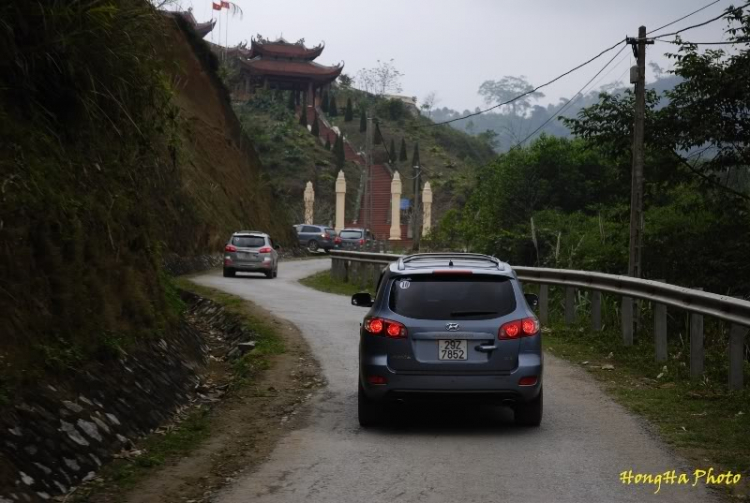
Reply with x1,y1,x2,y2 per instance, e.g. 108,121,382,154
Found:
72,279,286,501
299,270,369,297
544,323,750,478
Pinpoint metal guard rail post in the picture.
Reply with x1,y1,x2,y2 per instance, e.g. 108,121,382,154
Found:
328,250,750,390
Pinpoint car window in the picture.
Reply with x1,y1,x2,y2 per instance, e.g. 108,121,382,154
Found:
302,226,318,233
340,230,363,239
388,276,516,320
232,236,265,248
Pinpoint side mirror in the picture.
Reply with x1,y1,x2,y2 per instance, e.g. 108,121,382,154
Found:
351,292,374,307
524,293,539,309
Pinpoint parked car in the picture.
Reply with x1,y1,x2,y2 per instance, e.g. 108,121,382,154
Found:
295,224,337,252
337,228,374,251
223,231,279,278
351,253,543,427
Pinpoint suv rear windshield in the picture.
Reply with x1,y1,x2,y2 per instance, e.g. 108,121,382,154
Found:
340,230,363,239
232,236,265,248
388,276,516,320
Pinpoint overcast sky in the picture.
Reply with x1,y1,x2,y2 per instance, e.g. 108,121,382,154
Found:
181,0,731,111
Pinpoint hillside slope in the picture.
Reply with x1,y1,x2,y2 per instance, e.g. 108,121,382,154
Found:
0,2,291,399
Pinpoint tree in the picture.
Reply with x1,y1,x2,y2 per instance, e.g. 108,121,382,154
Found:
338,73,353,88
329,96,338,116
321,91,329,113
359,108,367,132
399,138,408,161
420,91,440,117
411,141,420,167
334,134,345,169
287,90,296,111
477,129,499,150
311,113,319,137
478,75,545,116
355,59,404,96
389,138,396,163
344,98,354,121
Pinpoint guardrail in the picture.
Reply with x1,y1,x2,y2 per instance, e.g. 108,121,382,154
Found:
329,250,750,390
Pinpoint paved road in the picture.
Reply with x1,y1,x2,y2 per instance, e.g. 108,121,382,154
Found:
193,259,718,503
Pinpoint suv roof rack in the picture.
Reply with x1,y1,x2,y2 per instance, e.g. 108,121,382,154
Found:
235,230,265,235
396,253,506,271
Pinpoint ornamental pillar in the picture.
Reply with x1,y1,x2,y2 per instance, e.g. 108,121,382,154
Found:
422,181,433,237
389,172,402,241
304,181,315,225
335,171,346,233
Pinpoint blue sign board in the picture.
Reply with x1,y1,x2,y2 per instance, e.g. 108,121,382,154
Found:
400,198,411,210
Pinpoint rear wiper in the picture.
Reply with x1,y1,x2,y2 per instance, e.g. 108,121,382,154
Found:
450,310,499,317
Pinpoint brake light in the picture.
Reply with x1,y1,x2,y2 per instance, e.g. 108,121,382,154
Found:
433,270,473,275
367,375,388,385
258,246,272,253
359,238,365,245
364,317,407,338
499,317,539,339
334,237,342,244
518,376,538,386
225,244,237,252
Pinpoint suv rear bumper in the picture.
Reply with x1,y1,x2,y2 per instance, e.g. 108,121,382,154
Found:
360,353,542,403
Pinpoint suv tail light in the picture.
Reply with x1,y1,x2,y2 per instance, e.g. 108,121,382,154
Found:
359,238,365,245
225,244,237,252
258,246,272,253
334,237,342,244
322,232,330,239
499,317,540,339
364,317,407,338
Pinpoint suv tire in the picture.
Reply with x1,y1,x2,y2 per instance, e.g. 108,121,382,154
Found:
223,268,236,278
307,240,319,252
358,381,385,427
264,270,273,279
514,388,543,427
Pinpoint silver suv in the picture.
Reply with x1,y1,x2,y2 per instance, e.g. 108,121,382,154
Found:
223,231,279,278
351,253,542,427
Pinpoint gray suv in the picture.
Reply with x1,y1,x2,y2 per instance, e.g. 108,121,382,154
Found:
223,231,279,278
351,253,543,427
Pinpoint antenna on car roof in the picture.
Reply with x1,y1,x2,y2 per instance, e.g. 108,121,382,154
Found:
448,260,454,267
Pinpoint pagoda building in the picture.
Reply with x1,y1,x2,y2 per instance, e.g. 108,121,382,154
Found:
235,36,343,105
170,8,216,38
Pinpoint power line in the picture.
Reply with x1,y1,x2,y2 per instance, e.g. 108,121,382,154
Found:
656,38,747,45
651,1,750,40
420,38,627,128
513,44,628,148
647,0,722,35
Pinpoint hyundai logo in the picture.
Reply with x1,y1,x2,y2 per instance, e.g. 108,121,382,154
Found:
446,323,460,332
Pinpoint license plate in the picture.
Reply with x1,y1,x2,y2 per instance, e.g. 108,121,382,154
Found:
238,252,257,260
438,340,467,360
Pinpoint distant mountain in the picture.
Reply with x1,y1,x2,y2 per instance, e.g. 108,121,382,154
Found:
429,75,682,152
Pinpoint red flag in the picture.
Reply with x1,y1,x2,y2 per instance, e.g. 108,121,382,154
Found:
221,0,230,7
212,2,221,10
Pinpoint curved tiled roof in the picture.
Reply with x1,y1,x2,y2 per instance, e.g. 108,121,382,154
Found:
249,37,325,60
240,58,344,83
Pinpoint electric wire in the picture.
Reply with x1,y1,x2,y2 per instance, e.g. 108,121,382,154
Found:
512,44,628,148
650,1,750,40
647,0,722,35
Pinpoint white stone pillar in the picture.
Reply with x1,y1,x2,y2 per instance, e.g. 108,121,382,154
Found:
335,171,346,233
304,181,315,225
389,172,402,240
422,181,433,237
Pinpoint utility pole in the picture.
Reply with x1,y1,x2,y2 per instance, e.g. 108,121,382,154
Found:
626,26,652,280
626,26,653,335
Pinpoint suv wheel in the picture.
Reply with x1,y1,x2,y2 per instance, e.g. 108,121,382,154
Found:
264,270,273,279
358,381,385,427
223,267,235,278
514,388,543,427
307,240,319,252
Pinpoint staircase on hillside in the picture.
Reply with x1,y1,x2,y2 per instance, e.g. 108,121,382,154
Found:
303,106,412,245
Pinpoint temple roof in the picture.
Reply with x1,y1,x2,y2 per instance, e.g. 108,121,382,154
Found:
249,36,325,60
240,57,344,83
170,9,215,39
